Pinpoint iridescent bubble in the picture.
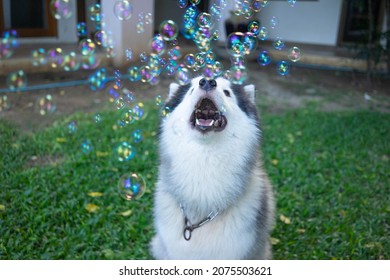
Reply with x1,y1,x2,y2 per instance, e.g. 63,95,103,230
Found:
288,46,302,62
155,95,163,106
145,13,153,24
197,12,214,28
32,48,46,66
273,37,285,50
115,97,126,110
0,38,14,60
150,34,166,55
159,20,179,42
168,46,181,60
213,61,224,77
125,48,133,61
242,1,253,19
257,50,271,66
203,64,215,79
50,0,72,20
252,0,263,12
184,5,199,21
7,70,27,90
248,20,260,35
132,102,146,121
223,70,231,80
2,29,19,48
94,30,107,46
68,121,77,134
270,16,279,29
226,32,246,57
35,94,56,116
113,142,135,161
140,66,152,83
118,173,145,200
212,30,220,40
230,66,248,85
231,56,246,68
113,0,133,20
175,67,191,85
89,4,101,21
140,52,148,63
190,0,201,5
205,52,215,64
79,39,96,56
81,54,101,70
81,140,92,154
63,52,80,71
184,53,195,68
120,109,135,125
276,60,289,76
88,68,107,91
136,22,145,34
94,113,102,123
160,106,172,120
132,129,143,143
288,0,297,7
47,48,64,68
258,27,268,41
128,66,141,82
178,0,188,8
77,22,87,37
0,95,10,112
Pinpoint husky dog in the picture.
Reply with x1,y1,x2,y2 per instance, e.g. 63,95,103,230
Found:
151,76,275,260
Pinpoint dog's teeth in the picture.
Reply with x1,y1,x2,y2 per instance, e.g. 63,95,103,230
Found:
214,120,219,127
196,109,201,114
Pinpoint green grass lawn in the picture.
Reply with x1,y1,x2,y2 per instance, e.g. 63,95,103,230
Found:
0,102,389,259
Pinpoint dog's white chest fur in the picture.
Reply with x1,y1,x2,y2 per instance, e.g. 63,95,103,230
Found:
151,77,274,260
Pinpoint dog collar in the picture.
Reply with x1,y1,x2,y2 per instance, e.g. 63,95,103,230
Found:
180,204,220,241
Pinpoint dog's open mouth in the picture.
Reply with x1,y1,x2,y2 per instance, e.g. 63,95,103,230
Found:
190,98,227,132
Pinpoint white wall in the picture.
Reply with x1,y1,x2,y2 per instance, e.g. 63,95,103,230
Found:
102,0,154,67
213,0,343,46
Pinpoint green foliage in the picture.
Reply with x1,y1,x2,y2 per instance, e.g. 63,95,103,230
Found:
0,104,389,259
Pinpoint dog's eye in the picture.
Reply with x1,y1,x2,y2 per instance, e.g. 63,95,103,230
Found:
223,90,231,97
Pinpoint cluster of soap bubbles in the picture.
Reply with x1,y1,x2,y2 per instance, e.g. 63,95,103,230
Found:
88,68,107,91
0,30,19,60
233,0,269,19
136,12,153,34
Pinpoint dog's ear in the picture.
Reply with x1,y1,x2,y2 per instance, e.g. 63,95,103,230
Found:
244,84,256,104
168,83,180,100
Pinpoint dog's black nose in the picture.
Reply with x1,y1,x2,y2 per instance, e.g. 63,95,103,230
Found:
199,78,217,91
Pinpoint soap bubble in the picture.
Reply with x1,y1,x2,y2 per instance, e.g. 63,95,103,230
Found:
197,12,214,28
32,48,47,66
68,121,77,134
0,38,14,60
113,142,135,161
132,102,147,121
47,48,64,68
190,0,201,4
273,37,285,50
88,68,107,91
288,46,302,62
89,4,101,21
175,66,191,85
113,0,133,20
184,53,195,68
7,70,27,90
288,0,297,7
125,48,133,61
150,34,166,55
77,22,86,37
128,66,141,82
252,0,263,12
145,12,153,24
79,39,96,56
136,22,145,34
155,95,163,106
276,60,289,76
257,50,271,66
160,106,172,120
94,113,102,123
132,129,143,143
81,140,92,154
36,95,56,116
94,30,107,46
81,54,101,70
178,0,188,8
159,20,179,41
230,66,248,85
168,46,181,60
50,0,72,20
139,52,148,63
226,32,256,57
248,20,260,35
258,26,268,41
0,95,10,112
270,16,279,29
118,173,146,200
63,52,80,71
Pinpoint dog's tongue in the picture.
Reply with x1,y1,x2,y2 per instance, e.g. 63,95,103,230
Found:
196,118,214,130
